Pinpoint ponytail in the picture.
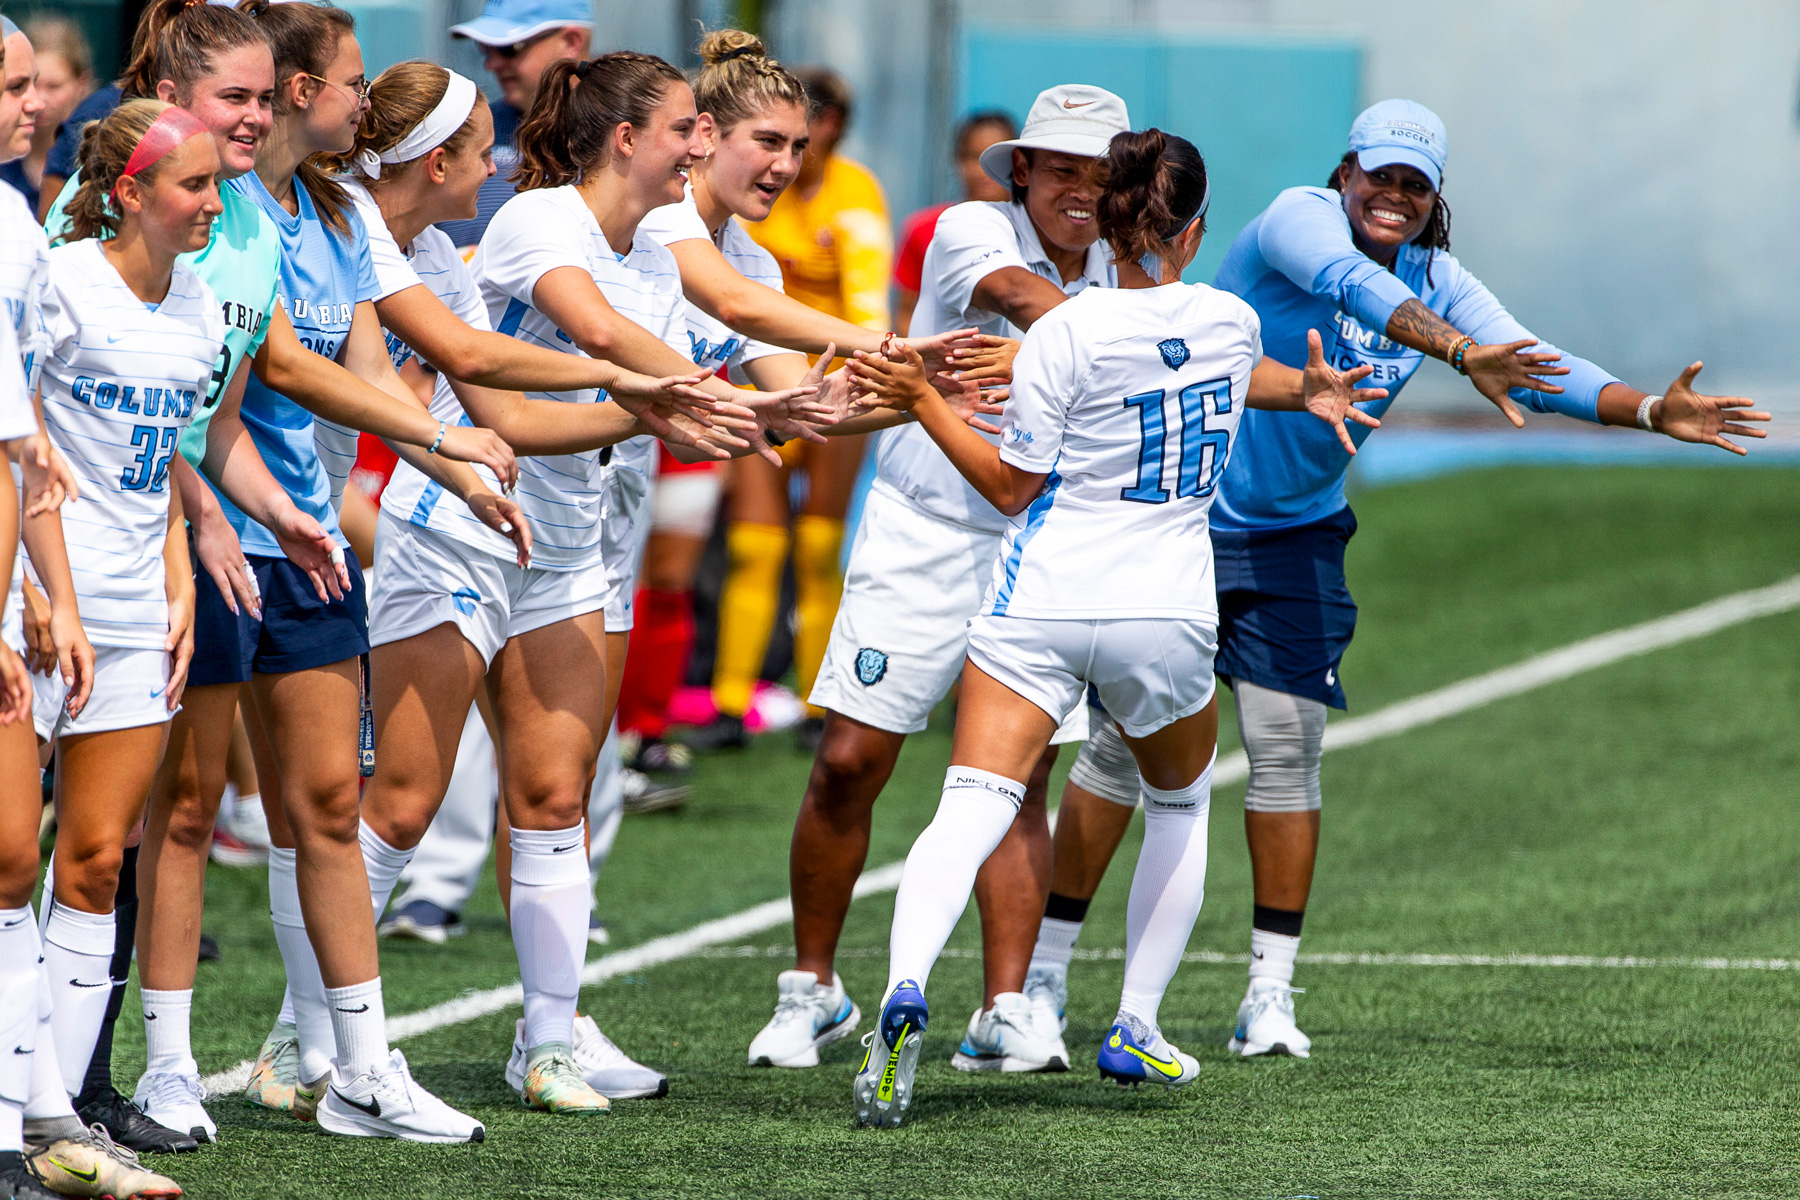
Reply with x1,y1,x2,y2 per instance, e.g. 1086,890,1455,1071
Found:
1096,128,1209,271
1327,151,1452,285
238,0,356,234
513,51,686,191
117,0,267,101
349,59,486,183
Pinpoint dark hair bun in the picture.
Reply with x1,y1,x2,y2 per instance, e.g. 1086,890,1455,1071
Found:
1097,127,1208,268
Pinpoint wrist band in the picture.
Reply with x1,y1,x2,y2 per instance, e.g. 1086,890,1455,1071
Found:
427,421,447,454
1449,336,1477,375
1636,394,1661,432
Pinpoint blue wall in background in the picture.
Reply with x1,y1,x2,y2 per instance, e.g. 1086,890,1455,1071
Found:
957,26,1360,282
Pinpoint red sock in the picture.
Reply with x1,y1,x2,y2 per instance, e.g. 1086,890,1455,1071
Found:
618,588,694,740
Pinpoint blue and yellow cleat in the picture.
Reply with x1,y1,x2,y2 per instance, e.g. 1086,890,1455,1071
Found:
1096,1021,1200,1089
852,981,928,1128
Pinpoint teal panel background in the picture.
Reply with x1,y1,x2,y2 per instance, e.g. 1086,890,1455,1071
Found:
957,26,1360,282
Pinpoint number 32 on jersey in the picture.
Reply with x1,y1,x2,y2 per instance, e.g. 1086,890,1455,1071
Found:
1121,376,1232,504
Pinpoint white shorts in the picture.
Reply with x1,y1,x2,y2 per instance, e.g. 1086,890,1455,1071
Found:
32,644,174,741
601,463,655,633
965,614,1217,739
650,468,721,537
810,486,1087,742
368,512,615,665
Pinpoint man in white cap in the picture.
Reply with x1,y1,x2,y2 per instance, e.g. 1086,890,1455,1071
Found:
437,0,591,247
745,84,1130,1080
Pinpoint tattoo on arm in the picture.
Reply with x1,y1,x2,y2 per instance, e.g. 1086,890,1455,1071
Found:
1383,298,1464,360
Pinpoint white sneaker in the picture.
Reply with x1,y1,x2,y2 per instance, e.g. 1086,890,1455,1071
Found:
225,794,271,850
950,992,1069,1073
748,970,860,1068
504,1017,668,1100
316,1049,485,1143
133,1069,216,1143
1228,978,1312,1058
1023,963,1068,1035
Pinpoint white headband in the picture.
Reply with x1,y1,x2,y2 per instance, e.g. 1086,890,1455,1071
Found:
355,70,479,180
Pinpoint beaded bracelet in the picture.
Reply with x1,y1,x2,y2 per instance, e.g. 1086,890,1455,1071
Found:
1449,336,1477,375
427,421,447,455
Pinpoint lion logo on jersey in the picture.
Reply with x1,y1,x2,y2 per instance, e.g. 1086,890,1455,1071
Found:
1158,337,1189,371
855,648,888,687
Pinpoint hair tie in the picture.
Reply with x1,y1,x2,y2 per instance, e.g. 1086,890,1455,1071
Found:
574,59,597,80
114,106,210,200
359,70,477,180
715,45,761,63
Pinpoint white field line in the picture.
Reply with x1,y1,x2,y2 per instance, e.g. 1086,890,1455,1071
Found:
197,574,1800,1096
689,945,1800,971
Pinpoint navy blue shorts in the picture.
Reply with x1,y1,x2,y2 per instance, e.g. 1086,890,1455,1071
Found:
190,548,369,687
1212,506,1358,710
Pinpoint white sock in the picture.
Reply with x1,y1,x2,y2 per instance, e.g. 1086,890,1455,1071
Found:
1118,758,1213,1031
885,767,1025,997
0,907,38,1152
1029,916,1083,973
323,978,388,1077
141,989,195,1076
359,820,414,920
277,986,295,1028
234,791,261,827
1249,927,1300,987
23,947,75,1121
41,902,114,1097
268,848,332,1082
509,825,590,1050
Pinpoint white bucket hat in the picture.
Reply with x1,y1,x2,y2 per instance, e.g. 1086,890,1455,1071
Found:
978,84,1132,188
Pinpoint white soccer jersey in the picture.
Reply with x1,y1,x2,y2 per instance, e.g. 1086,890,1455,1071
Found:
0,320,32,441
35,238,224,647
0,180,50,397
639,185,791,376
877,199,1116,534
416,186,686,570
985,281,1260,621
345,181,490,371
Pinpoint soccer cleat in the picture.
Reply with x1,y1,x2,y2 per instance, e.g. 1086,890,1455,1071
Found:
315,1049,485,1144
244,1022,298,1113
1228,979,1312,1059
586,913,611,946
133,1070,216,1144
378,899,465,944
207,826,264,868
516,1044,611,1115
1097,1019,1199,1088
748,970,860,1069
291,1074,326,1124
1023,963,1069,1036
680,712,746,752
620,767,689,815
852,981,927,1129
505,1017,666,1100
0,1150,62,1200
950,991,1069,1073
629,738,692,776
74,1088,199,1155
27,1124,183,1199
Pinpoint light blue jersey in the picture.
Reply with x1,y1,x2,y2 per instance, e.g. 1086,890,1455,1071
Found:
1211,186,1619,529
221,174,378,554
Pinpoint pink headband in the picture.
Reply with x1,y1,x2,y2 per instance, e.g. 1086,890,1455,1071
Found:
114,107,211,198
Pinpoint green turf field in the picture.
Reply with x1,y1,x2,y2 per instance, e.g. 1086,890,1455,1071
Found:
89,465,1800,1199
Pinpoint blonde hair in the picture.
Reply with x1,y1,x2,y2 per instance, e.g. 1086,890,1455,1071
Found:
691,29,805,137
348,59,487,182
23,16,92,80
62,99,181,242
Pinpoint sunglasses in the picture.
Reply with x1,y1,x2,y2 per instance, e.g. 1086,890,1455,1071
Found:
486,30,557,59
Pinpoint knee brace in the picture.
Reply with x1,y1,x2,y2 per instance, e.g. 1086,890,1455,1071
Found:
1067,709,1141,808
1235,681,1326,813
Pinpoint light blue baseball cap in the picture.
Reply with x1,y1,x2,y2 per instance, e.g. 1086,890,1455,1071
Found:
1347,99,1447,190
449,0,591,47
1,17,20,40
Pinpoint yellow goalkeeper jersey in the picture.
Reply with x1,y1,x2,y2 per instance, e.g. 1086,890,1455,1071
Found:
746,154,893,331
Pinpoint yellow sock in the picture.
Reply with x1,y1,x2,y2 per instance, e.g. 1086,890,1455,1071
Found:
712,522,789,718
792,514,845,714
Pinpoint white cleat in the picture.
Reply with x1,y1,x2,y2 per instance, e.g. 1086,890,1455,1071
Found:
505,1017,668,1100
1023,963,1068,1036
316,1049,485,1143
133,1070,217,1144
1228,979,1312,1058
950,992,1068,1073
748,970,861,1068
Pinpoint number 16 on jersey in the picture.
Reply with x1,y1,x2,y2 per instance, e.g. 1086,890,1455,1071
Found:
1122,377,1233,504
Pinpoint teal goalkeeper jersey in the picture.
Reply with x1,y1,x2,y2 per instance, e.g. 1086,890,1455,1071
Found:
45,173,280,468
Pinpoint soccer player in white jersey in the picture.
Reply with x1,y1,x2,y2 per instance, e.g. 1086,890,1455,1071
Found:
337,58,754,1111
17,102,226,1197
843,128,1378,1128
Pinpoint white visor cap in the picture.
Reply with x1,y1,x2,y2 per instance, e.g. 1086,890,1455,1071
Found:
978,84,1132,189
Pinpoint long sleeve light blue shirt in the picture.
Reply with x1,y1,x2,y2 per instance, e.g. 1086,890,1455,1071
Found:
1211,186,1620,529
